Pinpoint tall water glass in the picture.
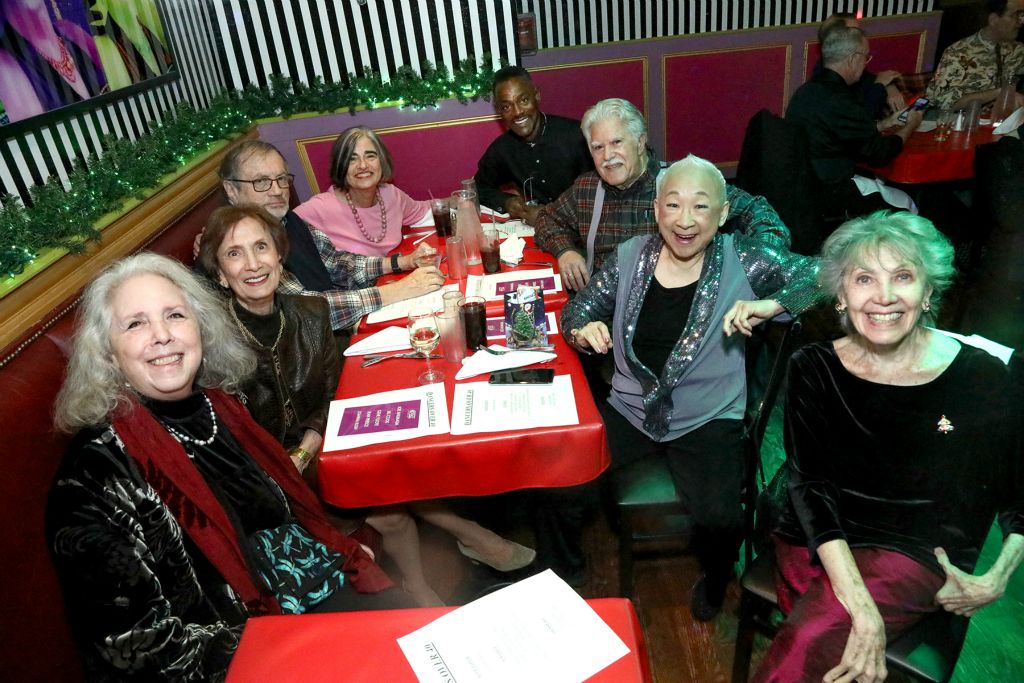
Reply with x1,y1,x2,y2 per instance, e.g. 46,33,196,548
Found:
481,227,501,273
437,309,467,363
442,290,465,315
992,76,1019,126
445,236,468,280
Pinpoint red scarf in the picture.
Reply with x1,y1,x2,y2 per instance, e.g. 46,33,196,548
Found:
111,388,392,614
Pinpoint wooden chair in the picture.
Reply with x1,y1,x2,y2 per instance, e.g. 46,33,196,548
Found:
613,319,802,598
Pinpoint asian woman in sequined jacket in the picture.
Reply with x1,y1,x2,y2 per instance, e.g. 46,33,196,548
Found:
561,155,823,620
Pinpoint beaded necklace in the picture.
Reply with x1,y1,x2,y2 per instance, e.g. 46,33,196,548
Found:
163,394,219,455
344,188,388,243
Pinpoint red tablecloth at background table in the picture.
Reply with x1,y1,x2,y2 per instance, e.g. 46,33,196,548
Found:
869,126,999,184
317,326,608,508
358,227,569,334
226,598,652,683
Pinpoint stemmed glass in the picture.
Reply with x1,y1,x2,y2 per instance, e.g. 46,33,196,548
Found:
407,309,444,384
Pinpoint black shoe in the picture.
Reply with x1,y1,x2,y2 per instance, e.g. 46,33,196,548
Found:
690,573,727,622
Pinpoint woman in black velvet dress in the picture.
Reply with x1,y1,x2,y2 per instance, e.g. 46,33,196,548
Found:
755,212,1024,683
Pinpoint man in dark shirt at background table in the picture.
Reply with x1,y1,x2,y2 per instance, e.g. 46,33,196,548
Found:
474,66,593,225
787,25,922,220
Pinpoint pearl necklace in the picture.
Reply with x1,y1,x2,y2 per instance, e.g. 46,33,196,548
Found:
164,394,219,453
344,188,388,243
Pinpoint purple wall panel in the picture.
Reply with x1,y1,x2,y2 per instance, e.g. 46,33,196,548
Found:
259,12,941,188
531,60,648,121
664,46,790,165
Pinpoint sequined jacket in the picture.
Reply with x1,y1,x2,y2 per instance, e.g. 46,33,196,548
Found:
534,152,792,273
237,294,340,450
561,233,821,441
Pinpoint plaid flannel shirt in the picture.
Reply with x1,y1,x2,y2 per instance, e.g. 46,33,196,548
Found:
276,225,385,331
535,152,790,273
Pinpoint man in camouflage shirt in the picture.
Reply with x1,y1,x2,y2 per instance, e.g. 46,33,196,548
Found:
926,0,1024,110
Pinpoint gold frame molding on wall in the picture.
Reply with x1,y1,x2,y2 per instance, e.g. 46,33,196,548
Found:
0,129,256,357
530,57,651,115
801,30,928,84
295,115,501,194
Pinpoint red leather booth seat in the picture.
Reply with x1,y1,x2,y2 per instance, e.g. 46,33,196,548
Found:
0,187,219,682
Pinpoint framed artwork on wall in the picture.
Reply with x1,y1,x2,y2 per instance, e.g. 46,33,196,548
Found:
0,0,177,138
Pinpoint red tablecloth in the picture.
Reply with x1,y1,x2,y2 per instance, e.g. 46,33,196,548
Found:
226,598,652,683
317,328,608,508
868,126,999,184
358,228,569,335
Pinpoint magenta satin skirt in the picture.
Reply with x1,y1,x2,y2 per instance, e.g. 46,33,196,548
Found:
752,538,945,682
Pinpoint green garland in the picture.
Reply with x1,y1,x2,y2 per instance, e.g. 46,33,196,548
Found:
0,58,497,279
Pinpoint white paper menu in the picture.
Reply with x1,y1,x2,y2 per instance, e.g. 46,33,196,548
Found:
366,284,460,324
449,375,579,435
323,383,449,451
397,570,630,683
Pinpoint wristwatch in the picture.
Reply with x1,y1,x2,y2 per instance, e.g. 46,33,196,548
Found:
391,253,402,272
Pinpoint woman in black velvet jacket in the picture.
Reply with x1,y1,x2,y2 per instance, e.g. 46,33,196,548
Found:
755,211,1024,683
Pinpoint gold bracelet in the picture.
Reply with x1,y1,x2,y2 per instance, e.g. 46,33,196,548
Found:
290,447,313,464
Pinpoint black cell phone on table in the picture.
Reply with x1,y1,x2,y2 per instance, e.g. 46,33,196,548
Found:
897,96,930,123
488,369,555,385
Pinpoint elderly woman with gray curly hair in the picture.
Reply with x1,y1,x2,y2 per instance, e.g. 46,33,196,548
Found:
755,212,1024,683
46,253,405,682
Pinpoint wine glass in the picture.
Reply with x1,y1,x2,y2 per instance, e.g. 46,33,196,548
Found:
414,248,442,269
407,310,444,384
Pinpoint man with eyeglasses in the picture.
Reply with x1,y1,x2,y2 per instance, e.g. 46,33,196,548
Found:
927,0,1024,110
787,26,922,222
473,66,593,225
207,140,442,333
814,13,907,120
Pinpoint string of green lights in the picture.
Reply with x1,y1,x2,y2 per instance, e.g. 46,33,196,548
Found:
0,59,496,279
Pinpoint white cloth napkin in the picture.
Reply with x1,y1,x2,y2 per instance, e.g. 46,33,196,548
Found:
994,106,1024,135
455,346,557,380
343,326,411,356
499,235,526,264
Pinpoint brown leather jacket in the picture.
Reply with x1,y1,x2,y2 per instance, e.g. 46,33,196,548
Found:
237,294,340,449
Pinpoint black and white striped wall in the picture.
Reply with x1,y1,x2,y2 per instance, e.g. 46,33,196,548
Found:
211,0,518,91
1,0,518,207
2,0,933,208
516,0,937,49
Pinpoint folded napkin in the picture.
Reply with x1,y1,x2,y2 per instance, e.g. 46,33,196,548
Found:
343,326,412,356
499,235,526,264
994,106,1024,135
455,346,557,380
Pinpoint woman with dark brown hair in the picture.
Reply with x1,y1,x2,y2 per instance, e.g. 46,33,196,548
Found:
199,205,534,608
294,126,430,257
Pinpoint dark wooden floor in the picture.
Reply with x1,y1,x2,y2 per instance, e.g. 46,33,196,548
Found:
410,407,1024,682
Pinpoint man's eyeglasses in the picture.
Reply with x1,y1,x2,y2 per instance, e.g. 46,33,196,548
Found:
227,173,295,192
852,51,873,64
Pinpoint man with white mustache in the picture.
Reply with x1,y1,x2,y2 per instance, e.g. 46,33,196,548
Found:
535,98,791,292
